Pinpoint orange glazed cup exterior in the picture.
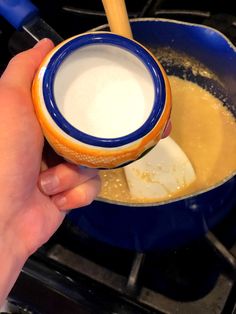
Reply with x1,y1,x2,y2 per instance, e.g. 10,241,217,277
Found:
32,32,171,169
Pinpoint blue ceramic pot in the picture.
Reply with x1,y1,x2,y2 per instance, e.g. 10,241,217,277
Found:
68,18,236,252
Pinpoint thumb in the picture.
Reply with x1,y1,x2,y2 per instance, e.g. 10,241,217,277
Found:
1,39,54,91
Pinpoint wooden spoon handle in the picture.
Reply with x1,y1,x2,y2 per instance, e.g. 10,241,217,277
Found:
102,0,133,39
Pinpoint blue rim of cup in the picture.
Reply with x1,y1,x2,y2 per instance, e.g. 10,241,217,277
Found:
42,32,166,148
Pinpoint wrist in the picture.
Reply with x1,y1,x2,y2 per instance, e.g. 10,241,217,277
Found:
0,195,35,259
0,230,28,305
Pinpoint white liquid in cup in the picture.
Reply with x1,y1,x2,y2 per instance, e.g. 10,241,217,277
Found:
53,44,155,139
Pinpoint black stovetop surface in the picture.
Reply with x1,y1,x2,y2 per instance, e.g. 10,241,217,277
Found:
7,206,236,314
1,1,236,313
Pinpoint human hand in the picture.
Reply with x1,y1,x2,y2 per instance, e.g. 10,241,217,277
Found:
0,39,101,260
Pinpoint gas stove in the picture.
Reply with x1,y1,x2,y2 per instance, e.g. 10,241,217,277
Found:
2,1,236,313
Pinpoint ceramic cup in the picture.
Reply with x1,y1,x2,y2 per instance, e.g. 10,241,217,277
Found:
32,32,171,168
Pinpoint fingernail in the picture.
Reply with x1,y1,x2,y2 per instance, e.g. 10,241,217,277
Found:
34,38,52,48
52,195,67,209
39,173,59,194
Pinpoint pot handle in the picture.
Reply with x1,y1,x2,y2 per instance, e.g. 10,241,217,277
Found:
0,0,63,45
0,0,38,29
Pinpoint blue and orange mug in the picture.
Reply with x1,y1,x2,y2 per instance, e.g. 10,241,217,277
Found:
32,32,171,169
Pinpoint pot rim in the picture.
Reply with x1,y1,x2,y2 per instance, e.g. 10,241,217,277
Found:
96,172,236,207
90,17,236,52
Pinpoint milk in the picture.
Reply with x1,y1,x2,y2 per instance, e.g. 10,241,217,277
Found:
53,44,155,139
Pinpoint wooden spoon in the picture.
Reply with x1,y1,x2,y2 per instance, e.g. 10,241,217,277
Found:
101,0,196,198
102,0,133,39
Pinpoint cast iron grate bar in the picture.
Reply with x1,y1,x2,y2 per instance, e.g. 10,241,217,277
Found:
10,258,154,314
62,6,138,18
47,243,234,313
126,252,145,295
137,0,164,17
206,231,236,314
206,231,236,271
154,9,210,17
48,244,129,293
62,7,107,17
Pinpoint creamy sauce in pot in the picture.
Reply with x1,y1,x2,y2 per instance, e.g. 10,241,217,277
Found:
99,76,236,203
